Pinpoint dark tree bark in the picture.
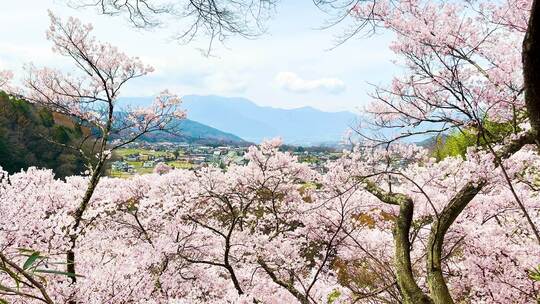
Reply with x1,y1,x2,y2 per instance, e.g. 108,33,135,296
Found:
524,0,540,144
361,130,534,304
364,181,432,304
393,197,432,304
426,182,484,304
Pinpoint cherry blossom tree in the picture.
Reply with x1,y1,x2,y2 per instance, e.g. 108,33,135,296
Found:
7,12,185,302
331,142,540,303
2,1,540,303
1,141,344,303
2,138,539,303
326,0,540,302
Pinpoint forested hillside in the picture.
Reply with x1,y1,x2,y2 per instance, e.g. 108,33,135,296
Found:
0,92,87,178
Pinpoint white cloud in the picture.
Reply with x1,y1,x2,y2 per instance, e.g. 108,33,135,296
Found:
0,0,395,111
275,72,346,94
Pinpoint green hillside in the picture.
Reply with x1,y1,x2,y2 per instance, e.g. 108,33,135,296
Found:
179,119,247,143
0,92,88,178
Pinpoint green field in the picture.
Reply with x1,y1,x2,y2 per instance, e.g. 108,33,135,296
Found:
109,148,193,177
167,161,193,169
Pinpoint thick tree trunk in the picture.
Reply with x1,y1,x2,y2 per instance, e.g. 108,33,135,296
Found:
363,181,431,303
524,0,540,144
426,182,484,304
393,197,432,304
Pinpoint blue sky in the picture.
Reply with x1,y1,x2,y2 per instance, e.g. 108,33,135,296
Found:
0,0,398,112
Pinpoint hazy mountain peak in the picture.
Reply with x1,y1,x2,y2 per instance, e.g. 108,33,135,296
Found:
119,95,358,145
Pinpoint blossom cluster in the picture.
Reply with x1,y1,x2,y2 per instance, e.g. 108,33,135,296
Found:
1,140,539,303
355,0,527,135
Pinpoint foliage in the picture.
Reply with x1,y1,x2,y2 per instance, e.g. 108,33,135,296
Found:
0,92,87,178
433,120,517,160
1,140,539,303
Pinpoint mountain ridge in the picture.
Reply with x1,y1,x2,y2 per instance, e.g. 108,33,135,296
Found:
140,118,249,145
119,95,358,145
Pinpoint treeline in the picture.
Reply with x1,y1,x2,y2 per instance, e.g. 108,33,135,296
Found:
0,92,87,178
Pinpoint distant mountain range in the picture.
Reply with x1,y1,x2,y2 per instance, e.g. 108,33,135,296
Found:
141,119,248,145
119,95,358,145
